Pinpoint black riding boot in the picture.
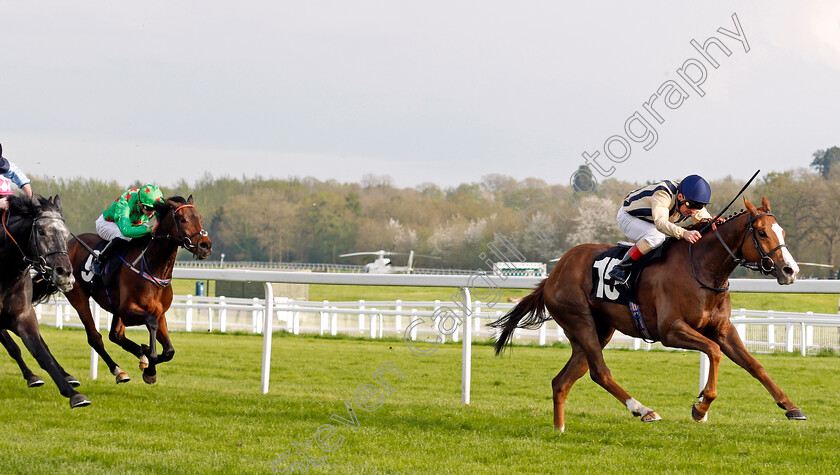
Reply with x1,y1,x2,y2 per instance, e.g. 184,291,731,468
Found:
92,239,125,276
608,251,636,286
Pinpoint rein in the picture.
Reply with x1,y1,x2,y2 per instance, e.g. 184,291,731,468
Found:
117,203,208,286
689,211,788,292
2,209,69,282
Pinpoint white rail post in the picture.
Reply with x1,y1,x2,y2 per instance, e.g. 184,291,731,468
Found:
461,287,473,405
208,300,213,332
90,303,101,380
473,301,482,335
806,311,814,348
800,321,807,356
358,300,365,334
767,310,775,351
252,297,260,333
330,307,338,336
55,304,63,329
320,300,329,335
786,323,794,353
219,296,227,333
395,300,402,335
260,282,275,394
699,352,710,394
185,294,193,332
370,309,377,339
292,302,300,335
433,300,444,343
409,309,418,341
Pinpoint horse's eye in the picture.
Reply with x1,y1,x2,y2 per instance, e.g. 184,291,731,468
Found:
758,230,767,238
178,217,187,223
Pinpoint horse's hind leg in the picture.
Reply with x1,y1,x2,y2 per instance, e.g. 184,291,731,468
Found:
65,290,130,383
552,342,589,432
0,329,43,387
34,334,81,387
716,323,805,420
577,324,661,422
12,310,90,408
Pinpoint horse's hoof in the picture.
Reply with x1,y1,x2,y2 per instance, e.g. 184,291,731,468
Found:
786,409,806,420
115,372,131,384
26,375,45,388
691,404,708,422
641,411,662,422
65,376,81,388
142,372,157,385
69,393,91,408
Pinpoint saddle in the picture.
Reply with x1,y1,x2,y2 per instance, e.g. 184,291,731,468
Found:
81,240,126,290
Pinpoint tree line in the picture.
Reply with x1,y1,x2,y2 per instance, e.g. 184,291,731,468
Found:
29,150,840,276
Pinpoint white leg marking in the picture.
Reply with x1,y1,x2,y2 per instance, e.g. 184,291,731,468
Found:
140,355,149,365
625,398,650,417
111,366,124,376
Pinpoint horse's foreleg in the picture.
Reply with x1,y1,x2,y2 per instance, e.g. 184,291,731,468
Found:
0,329,43,387
139,311,160,385
155,317,174,364
552,343,589,432
660,320,722,422
716,324,805,420
12,311,90,408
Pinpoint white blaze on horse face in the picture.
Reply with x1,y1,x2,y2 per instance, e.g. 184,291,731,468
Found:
771,223,800,277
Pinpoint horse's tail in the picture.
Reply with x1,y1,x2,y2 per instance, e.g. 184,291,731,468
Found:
489,279,550,355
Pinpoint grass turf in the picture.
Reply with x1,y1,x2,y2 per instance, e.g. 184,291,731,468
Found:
0,327,836,474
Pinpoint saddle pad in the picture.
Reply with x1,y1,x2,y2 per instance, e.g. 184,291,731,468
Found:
590,246,632,305
590,241,670,304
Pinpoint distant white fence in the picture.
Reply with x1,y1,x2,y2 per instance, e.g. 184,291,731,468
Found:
34,268,840,401
36,296,840,356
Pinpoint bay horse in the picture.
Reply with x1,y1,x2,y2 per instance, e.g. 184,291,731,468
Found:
490,197,805,431
63,195,212,384
0,195,90,407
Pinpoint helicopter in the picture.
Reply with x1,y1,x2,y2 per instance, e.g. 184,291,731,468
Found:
338,250,440,274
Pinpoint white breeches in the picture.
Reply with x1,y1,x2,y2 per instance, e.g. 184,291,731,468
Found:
95,215,133,241
616,208,667,254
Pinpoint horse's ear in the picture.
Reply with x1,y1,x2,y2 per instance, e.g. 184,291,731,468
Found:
761,196,771,212
744,196,757,215
187,195,194,205
53,195,63,213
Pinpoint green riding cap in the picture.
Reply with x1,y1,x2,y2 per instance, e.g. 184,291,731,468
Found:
102,184,164,238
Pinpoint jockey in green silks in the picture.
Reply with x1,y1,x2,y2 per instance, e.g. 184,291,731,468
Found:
92,185,164,275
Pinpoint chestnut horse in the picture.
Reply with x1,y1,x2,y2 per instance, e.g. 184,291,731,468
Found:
63,195,212,384
0,195,89,407
491,197,805,431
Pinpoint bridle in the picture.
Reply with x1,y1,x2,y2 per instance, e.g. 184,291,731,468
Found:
1,209,70,284
689,211,789,292
153,204,209,253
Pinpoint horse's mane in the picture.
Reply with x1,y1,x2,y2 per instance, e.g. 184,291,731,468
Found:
6,195,55,219
153,196,189,214
686,208,765,234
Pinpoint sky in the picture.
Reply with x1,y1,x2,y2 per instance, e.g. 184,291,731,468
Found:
0,1,838,190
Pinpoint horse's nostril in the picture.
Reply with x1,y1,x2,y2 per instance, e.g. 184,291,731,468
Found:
200,241,212,250
783,267,794,276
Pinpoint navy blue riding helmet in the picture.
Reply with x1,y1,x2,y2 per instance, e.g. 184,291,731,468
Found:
678,174,711,208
